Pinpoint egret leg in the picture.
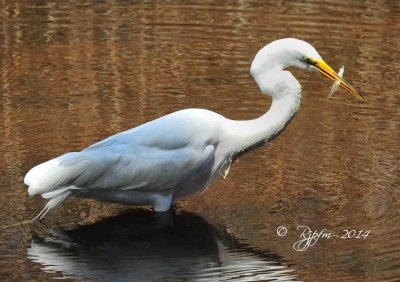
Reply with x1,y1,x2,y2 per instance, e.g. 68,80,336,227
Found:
152,194,173,212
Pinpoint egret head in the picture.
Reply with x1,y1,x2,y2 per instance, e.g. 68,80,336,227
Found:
251,38,363,100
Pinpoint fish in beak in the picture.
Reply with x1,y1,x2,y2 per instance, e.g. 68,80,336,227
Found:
309,58,364,100
326,65,344,101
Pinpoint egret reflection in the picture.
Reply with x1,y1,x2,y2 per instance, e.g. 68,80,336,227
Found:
28,210,298,281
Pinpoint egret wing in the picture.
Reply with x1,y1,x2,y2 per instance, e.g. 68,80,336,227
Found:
26,109,220,196
61,140,214,193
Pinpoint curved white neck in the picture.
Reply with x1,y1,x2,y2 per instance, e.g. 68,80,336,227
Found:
226,69,301,157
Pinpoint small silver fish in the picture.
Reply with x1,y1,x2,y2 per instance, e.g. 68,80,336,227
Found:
326,66,344,101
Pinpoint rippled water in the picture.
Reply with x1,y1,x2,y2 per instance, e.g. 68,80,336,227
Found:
27,210,298,281
0,1,399,281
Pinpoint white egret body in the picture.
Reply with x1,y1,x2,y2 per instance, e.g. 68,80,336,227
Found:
25,38,362,219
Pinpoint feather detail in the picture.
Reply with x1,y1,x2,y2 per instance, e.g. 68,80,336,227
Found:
25,152,92,196
41,186,80,199
34,190,71,220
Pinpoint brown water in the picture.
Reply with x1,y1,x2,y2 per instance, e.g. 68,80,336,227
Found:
0,1,399,281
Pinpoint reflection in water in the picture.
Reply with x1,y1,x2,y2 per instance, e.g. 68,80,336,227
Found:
28,211,297,281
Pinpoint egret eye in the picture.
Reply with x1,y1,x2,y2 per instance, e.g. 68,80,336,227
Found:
299,56,312,67
301,56,315,65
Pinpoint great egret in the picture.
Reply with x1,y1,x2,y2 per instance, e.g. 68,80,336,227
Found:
25,38,363,219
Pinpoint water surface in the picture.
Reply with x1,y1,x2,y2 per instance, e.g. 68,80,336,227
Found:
0,1,399,281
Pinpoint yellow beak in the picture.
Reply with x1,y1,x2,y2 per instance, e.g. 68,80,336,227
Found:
311,59,364,100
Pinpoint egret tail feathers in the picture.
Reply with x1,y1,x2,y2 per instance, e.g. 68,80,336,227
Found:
41,186,80,199
25,152,92,196
34,190,71,220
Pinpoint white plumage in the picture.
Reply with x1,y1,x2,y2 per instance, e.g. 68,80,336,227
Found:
25,38,362,219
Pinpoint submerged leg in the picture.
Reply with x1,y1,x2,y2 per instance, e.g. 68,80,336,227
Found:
152,194,173,212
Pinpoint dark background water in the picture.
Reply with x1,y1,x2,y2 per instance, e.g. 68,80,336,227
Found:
0,1,399,281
